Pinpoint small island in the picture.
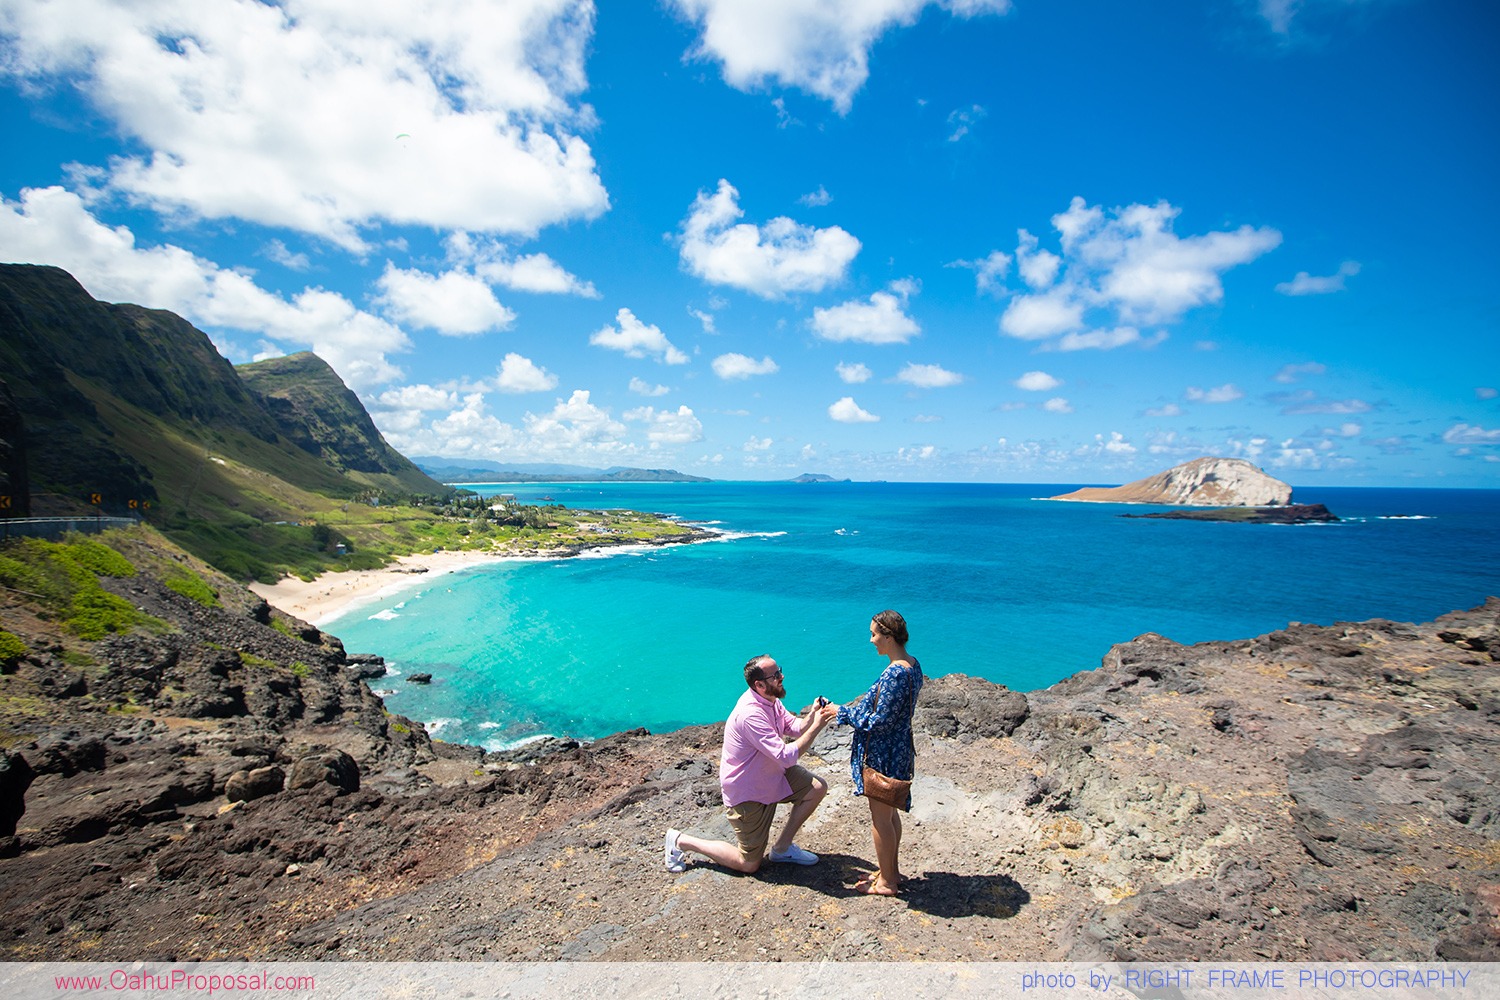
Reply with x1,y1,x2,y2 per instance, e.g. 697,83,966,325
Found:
1050,457,1292,506
1121,503,1340,524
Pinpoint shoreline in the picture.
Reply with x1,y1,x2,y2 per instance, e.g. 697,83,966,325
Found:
248,549,507,627
249,528,724,627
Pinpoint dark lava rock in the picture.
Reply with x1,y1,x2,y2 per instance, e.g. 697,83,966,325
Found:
915,673,1030,738
1121,503,1340,524
287,750,360,794
0,750,35,837
408,672,433,685
225,765,286,803
345,654,387,679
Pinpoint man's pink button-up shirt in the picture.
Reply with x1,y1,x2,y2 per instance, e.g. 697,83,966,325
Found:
719,687,805,807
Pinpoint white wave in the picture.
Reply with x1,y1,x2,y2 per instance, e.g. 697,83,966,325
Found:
478,721,502,730
369,608,401,620
713,529,787,542
425,717,460,737
575,542,658,559
482,732,559,753
1378,514,1432,520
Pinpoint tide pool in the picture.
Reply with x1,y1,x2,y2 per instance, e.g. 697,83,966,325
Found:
324,482,1500,749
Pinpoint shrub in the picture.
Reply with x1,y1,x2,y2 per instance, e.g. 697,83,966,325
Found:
62,538,135,578
164,568,220,607
1,537,153,639
0,553,55,600
0,630,27,667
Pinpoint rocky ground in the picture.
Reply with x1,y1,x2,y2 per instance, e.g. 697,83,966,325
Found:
1,533,1496,962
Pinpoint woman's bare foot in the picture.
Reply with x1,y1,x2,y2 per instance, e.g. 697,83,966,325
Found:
852,870,906,886
852,875,899,896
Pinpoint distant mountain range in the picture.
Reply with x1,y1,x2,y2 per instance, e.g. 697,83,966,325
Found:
414,461,851,485
413,459,712,484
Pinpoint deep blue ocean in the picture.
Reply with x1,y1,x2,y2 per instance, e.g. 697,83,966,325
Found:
323,482,1500,749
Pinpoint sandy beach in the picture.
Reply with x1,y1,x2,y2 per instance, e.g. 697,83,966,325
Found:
248,549,509,627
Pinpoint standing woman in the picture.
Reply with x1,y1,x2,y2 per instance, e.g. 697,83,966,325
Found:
836,609,924,896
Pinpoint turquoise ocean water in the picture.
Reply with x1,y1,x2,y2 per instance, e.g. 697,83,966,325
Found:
323,482,1500,749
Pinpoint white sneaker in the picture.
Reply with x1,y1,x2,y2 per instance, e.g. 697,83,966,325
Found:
767,842,818,865
664,828,688,872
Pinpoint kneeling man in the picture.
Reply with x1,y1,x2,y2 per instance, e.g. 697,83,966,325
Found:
665,654,837,872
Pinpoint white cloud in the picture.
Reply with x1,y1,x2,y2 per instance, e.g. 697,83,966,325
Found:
629,377,670,397
1274,361,1328,383
1055,327,1153,352
950,249,1011,295
813,284,920,344
837,362,873,384
486,254,600,298
445,233,600,298
745,436,773,452
829,396,879,423
1015,371,1061,392
1186,384,1245,404
800,185,832,207
264,240,310,271
667,0,1012,114
712,353,780,380
947,104,987,142
495,353,558,393
1258,0,1298,33
1096,431,1136,455
1015,230,1061,289
679,179,860,298
999,197,1281,347
1476,387,1498,400
589,308,690,365
0,0,609,250
999,290,1084,340
393,392,524,458
1276,261,1360,296
1042,397,1073,413
376,265,515,335
625,404,704,445
688,307,717,333
895,363,963,388
376,384,459,411
0,185,408,389
1145,403,1182,418
1271,390,1373,415
1443,424,1500,446
524,390,628,454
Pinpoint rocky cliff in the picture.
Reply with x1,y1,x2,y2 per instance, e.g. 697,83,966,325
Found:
0,263,449,519
1,528,1495,962
1050,457,1293,506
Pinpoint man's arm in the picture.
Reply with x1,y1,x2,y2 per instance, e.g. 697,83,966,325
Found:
745,703,835,769
785,704,836,758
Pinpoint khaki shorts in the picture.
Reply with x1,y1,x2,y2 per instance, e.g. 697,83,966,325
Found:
724,765,817,862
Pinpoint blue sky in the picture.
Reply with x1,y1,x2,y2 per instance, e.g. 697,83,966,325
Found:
2,0,1496,486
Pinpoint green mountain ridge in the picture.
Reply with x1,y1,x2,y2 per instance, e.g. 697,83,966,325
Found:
0,263,452,575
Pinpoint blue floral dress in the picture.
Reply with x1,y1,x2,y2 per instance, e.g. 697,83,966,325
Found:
837,659,924,810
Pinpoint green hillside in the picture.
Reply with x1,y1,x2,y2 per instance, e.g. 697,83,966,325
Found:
0,263,455,579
